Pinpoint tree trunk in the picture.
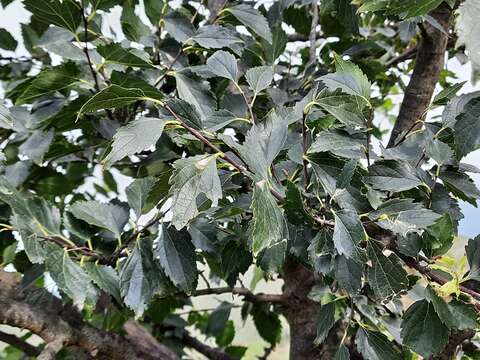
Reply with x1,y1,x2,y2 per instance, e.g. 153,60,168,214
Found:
282,258,340,359
387,2,453,147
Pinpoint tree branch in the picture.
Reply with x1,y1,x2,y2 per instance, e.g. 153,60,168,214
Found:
433,329,475,360
0,269,179,360
0,330,40,357
387,3,453,147
181,331,236,360
193,287,285,304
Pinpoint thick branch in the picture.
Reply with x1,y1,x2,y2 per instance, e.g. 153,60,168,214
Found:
0,330,40,357
0,269,178,360
193,287,285,304
433,329,475,360
182,331,236,360
387,3,453,147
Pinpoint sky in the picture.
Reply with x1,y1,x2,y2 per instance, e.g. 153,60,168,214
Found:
0,0,479,238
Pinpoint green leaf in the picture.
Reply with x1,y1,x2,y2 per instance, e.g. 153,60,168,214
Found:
433,82,466,105
97,43,155,68
337,159,358,189
169,154,222,229
251,304,282,345
366,241,409,300
355,327,401,360
206,50,238,81
154,224,197,293
284,181,310,226
119,238,170,316
84,263,121,303
333,210,366,261
126,177,157,219
175,72,215,120
69,200,128,239
334,345,350,360
144,0,165,26
313,90,368,128
120,4,150,42
314,302,336,345
19,129,54,165
401,300,449,358
424,286,478,330
24,0,82,34
368,199,442,236
164,10,195,43
250,180,288,256
104,116,168,168
358,0,443,18
439,169,480,205
466,235,480,281
456,0,480,81
454,97,480,159
226,4,272,43
321,54,371,100
190,25,242,49
334,255,363,294
110,71,163,102
221,112,288,180
78,85,162,117
245,66,273,95
425,140,454,165
16,62,80,105
0,104,13,129
45,244,98,307
308,130,367,159
206,302,232,337
166,98,203,129
262,26,287,63
364,160,423,192
0,28,17,51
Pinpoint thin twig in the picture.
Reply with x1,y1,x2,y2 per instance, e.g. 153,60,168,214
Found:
81,2,100,92
193,287,285,304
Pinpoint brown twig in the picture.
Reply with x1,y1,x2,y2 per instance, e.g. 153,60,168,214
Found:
193,287,285,304
0,330,40,357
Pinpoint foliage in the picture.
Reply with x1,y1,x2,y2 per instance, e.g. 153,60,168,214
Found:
0,0,480,359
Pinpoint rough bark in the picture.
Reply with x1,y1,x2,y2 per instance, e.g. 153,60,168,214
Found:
387,2,453,147
282,258,340,360
0,269,179,360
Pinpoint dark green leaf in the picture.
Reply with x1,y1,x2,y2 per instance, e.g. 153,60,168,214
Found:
45,244,98,307
206,50,238,81
0,28,17,50
154,225,197,293
333,210,366,261
190,25,242,49
355,327,401,360
24,0,82,33
16,62,80,105
250,180,288,255
85,263,121,302
69,201,128,239
226,4,272,43
466,235,480,281
334,255,363,294
104,117,168,168
97,43,155,68
366,241,409,300
314,302,336,345
321,54,371,100
364,160,423,192
119,238,170,316
454,97,480,159
400,300,448,358
169,154,222,229
120,4,150,42
126,177,157,219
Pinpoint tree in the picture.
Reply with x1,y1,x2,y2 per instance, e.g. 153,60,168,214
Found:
0,0,480,358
